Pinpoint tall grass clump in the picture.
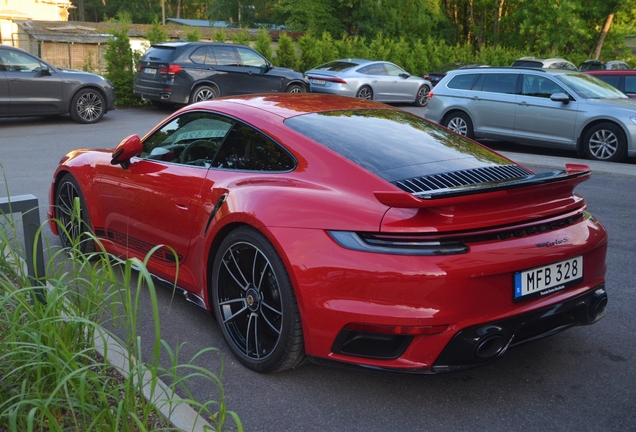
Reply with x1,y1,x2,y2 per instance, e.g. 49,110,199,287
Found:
0,197,242,431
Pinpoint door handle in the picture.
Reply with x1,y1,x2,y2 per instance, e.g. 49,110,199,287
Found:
10,78,22,83
171,197,191,210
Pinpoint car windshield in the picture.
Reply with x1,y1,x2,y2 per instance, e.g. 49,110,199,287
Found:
284,109,510,182
313,61,359,72
143,46,177,62
556,73,627,99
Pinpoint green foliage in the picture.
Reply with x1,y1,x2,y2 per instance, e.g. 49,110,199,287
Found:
297,33,323,72
145,20,168,45
231,28,252,45
254,28,273,61
185,27,201,41
81,49,100,74
105,23,140,106
0,192,243,431
213,28,228,42
275,32,298,69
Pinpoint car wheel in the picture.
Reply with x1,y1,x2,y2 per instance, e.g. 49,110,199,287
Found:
286,84,306,93
443,111,474,139
414,85,430,107
54,173,95,253
583,122,627,162
69,88,105,124
356,86,373,100
212,226,306,373
190,85,218,103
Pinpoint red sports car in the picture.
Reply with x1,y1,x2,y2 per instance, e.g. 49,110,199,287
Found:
49,94,608,373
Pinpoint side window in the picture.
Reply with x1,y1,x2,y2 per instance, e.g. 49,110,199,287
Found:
358,63,386,75
212,122,296,171
521,75,567,98
141,112,233,167
595,75,620,88
624,76,636,94
447,73,479,90
189,46,207,65
0,50,42,72
236,47,267,68
211,46,239,66
385,63,405,76
481,73,518,94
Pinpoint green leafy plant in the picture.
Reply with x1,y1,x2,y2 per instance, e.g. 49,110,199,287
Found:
0,195,242,431
274,32,297,69
254,28,273,61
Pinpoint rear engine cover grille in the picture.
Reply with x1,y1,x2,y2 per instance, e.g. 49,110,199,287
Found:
393,165,533,194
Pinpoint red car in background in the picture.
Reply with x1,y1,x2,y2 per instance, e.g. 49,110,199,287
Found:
585,70,636,98
49,94,608,374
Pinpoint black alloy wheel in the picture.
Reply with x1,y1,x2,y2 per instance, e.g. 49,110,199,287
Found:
212,226,305,373
70,88,105,124
54,174,95,253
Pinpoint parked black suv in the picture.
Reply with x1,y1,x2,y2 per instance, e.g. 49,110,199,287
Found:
134,42,309,106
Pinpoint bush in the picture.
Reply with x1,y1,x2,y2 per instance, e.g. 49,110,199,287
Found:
213,28,227,42
146,20,168,45
105,23,140,106
297,33,322,72
254,28,273,62
275,32,297,69
0,195,243,431
185,27,201,42
231,28,251,45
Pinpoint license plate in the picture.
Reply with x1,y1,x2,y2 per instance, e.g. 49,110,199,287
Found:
143,67,157,74
312,79,326,85
514,256,583,302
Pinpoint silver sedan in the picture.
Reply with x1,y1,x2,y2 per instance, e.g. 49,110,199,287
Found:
306,59,432,107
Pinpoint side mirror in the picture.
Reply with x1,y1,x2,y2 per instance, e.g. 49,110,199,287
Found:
399,73,411,79
111,134,142,169
550,93,570,104
39,64,51,75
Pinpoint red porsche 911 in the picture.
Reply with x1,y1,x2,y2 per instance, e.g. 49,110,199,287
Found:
49,94,608,373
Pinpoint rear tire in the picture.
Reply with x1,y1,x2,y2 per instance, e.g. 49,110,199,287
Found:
211,226,306,373
70,88,105,124
286,84,306,93
356,86,373,100
442,111,474,139
582,122,627,162
414,85,430,107
190,85,218,104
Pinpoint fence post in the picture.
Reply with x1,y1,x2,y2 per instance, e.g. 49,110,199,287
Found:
0,195,46,299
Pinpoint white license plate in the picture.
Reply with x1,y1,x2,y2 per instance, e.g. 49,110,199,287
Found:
143,67,157,74
312,79,326,85
514,256,583,302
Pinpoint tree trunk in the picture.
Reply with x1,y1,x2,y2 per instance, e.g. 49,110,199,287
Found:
592,13,615,60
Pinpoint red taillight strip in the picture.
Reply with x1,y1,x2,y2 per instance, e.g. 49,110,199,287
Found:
344,322,448,335
158,64,183,75
307,75,347,84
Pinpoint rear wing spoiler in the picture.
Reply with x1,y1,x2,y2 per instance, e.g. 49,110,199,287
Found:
374,163,591,209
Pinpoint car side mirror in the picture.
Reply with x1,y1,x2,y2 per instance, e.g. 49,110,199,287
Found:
550,93,570,104
399,73,411,79
111,134,142,169
39,64,51,75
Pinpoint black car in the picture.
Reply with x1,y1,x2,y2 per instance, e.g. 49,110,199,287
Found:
134,42,309,107
0,45,115,124
423,62,486,87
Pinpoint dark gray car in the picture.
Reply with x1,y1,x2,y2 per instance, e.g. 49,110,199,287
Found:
425,67,636,162
134,42,309,107
0,45,115,124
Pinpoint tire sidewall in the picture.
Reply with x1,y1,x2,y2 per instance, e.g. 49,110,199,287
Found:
54,173,94,253
70,88,105,124
414,85,430,107
443,111,474,139
191,85,218,104
211,226,301,373
583,123,627,162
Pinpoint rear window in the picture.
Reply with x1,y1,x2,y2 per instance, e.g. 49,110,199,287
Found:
512,60,543,68
284,110,508,182
313,61,359,72
142,46,177,62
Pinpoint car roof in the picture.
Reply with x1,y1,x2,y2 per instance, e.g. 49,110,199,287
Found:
585,70,636,75
183,93,399,120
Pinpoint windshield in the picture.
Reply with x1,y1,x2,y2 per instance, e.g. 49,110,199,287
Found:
556,73,627,99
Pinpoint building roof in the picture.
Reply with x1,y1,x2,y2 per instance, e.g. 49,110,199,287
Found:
166,18,230,27
13,19,302,44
